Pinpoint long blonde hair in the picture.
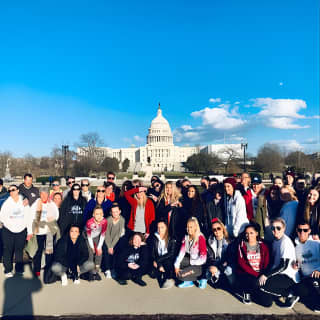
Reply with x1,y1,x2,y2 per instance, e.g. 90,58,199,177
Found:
134,190,148,208
157,181,181,206
187,216,202,243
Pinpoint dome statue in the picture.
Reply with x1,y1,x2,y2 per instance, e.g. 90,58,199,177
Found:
147,103,173,146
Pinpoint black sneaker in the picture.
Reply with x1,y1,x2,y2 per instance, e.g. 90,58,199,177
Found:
243,292,252,305
117,279,127,285
93,273,102,281
282,295,299,309
314,305,320,313
211,275,219,284
132,277,147,287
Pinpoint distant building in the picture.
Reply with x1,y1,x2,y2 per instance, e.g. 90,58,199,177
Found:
78,104,242,172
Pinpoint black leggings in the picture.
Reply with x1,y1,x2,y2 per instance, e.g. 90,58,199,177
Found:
261,274,295,298
150,260,174,286
2,227,27,274
33,235,54,273
117,265,147,280
236,273,273,307
294,277,320,303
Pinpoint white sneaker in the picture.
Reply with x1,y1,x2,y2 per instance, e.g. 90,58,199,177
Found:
5,272,13,278
74,278,80,285
61,273,68,286
105,270,112,279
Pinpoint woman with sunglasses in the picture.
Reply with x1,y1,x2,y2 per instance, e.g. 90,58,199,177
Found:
58,183,87,236
259,218,299,308
49,181,62,200
235,222,272,306
302,188,320,240
205,218,231,289
125,186,155,239
81,179,92,202
83,185,113,223
0,185,33,277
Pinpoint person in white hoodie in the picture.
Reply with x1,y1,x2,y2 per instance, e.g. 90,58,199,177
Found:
0,185,33,277
294,221,320,312
31,186,59,277
223,178,248,239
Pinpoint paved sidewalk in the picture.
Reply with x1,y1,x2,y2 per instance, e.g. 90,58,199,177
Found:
0,266,317,318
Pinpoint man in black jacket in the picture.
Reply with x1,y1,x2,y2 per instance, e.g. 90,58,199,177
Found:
19,173,39,206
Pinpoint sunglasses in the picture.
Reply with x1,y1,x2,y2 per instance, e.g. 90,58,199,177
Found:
81,184,89,187
9,188,17,192
271,226,282,231
67,181,75,185
107,177,115,180
212,227,222,232
73,188,80,191
297,228,310,233
52,184,60,187
97,190,105,193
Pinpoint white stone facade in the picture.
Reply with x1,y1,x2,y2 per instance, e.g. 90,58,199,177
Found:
78,105,242,172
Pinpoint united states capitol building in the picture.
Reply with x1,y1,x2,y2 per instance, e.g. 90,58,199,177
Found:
80,105,242,172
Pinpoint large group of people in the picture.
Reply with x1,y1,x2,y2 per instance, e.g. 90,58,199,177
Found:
0,170,320,311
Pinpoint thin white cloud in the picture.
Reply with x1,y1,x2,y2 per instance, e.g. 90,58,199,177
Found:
209,98,221,103
253,98,307,119
267,117,310,129
191,107,246,130
181,125,192,131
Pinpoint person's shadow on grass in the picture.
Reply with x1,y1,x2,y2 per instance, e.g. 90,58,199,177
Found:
2,273,42,320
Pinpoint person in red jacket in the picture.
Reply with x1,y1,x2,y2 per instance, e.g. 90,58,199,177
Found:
124,186,155,238
240,172,254,221
236,222,272,307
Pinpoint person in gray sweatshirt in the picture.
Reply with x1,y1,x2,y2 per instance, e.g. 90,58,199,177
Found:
103,203,125,278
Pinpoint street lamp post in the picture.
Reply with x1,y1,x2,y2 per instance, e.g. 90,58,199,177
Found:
241,143,248,172
62,145,69,178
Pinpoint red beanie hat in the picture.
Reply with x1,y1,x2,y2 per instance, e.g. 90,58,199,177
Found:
223,177,237,189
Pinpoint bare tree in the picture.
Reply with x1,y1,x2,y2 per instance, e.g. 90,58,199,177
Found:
220,147,241,174
77,132,104,159
76,132,105,174
255,143,284,173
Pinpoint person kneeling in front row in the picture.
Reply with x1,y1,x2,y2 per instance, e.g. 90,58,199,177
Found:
150,219,177,289
174,217,207,288
115,232,149,286
51,225,94,286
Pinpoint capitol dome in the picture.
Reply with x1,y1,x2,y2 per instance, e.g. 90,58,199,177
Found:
147,104,173,146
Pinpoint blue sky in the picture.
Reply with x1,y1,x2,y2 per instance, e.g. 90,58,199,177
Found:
0,0,319,157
